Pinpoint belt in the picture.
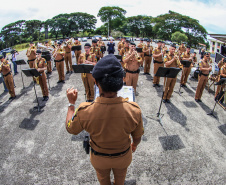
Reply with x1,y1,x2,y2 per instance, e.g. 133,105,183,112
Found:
153,60,163,64
54,58,64,62
200,72,208,76
66,52,71,53
27,59,36,62
3,72,11,77
91,147,130,157
126,69,140,74
144,54,152,57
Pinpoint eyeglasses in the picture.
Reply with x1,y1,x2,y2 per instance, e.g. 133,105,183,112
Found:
84,47,90,49
36,53,41,55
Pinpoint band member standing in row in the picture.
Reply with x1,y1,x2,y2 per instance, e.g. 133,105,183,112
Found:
97,37,105,58
53,42,65,83
192,52,197,66
91,39,102,62
162,42,168,56
0,55,16,100
142,39,153,75
78,43,97,102
34,50,49,101
123,42,142,94
64,38,73,74
137,39,145,66
152,40,164,87
180,45,193,88
117,37,125,54
107,39,115,54
215,59,226,98
26,42,36,69
178,42,186,55
195,52,212,102
163,44,181,103
44,41,53,74
74,37,82,64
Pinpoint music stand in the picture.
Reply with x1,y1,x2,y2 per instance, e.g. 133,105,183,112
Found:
72,45,81,51
136,47,143,53
148,67,180,126
22,69,42,112
175,60,192,95
207,78,226,118
72,64,94,100
15,60,27,89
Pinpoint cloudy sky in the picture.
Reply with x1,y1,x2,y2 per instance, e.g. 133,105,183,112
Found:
1,0,225,35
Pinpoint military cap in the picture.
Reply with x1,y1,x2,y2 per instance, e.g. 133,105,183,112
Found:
0,55,4,59
170,43,177,48
130,42,136,46
30,41,34,44
92,55,123,79
146,39,151,42
186,45,191,48
36,49,42,54
57,42,61,45
92,39,97,43
125,40,130,43
44,41,48,44
203,52,210,56
99,37,102,39
140,38,144,41
84,43,91,47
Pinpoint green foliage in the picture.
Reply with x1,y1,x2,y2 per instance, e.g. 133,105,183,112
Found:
171,31,188,44
97,6,126,35
95,25,108,36
111,31,124,38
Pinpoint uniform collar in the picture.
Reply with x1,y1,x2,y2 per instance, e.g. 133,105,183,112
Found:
94,96,127,104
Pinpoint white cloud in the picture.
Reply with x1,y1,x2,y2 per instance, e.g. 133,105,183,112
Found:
0,0,225,34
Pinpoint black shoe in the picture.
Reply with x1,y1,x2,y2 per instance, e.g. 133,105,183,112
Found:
156,84,160,87
9,96,16,100
57,80,61,83
183,84,187,88
70,71,73,74
195,99,199,102
42,96,46,101
43,96,49,101
61,80,65,83
198,99,202,102
166,99,171,103
146,73,150,75
66,71,70,74
180,84,184,87
143,73,146,75
153,84,156,87
163,99,167,103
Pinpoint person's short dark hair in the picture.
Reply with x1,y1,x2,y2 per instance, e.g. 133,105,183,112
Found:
92,55,124,92
140,38,143,41
74,37,78,40
204,52,210,55
92,39,97,43
36,49,42,54
186,45,191,48
99,37,102,39
157,40,162,43
170,43,176,48
85,43,91,47
194,52,196,54
57,42,61,45
146,39,150,42
130,42,136,46
45,41,48,44
30,41,34,44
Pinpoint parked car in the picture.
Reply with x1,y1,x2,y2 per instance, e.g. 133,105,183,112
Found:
82,37,87,42
102,37,107,41
78,38,82,42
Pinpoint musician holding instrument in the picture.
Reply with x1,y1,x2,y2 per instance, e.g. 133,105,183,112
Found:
152,40,164,87
192,52,197,66
117,37,125,54
97,37,106,58
137,38,146,66
33,50,49,101
163,44,182,103
215,59,226,98
91,39,102,62
0,55,16,100
195,52,212,102
73,37,82,64
64,38,73,74
26,42,36,69
178,42,186,55
53,42,65,83
123,42,142,94
78,43,97,102
180,45,193,88
143,39,153,75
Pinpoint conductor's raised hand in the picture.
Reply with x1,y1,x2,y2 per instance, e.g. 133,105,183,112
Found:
66,88,78,104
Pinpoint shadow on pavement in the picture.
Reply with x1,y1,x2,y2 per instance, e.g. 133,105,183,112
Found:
218,124,226,136
49,83,64,97
183,101,198,108
159,135,185,150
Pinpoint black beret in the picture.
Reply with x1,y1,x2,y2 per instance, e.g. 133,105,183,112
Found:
92,39,97,43
57,42,61,45
30,41,34,44
130,42,136,46
146,39,150,42
74,37,78,40
36,49,42,54
0,55,4,59
99,37,102,39
186,45,191,48
140,38,144,41
204,52,210,55
170,43,176,48
92,55,124,79
125,40,130,43
84,43,91,47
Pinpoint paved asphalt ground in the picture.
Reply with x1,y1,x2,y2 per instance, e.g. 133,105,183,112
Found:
0,40,225,185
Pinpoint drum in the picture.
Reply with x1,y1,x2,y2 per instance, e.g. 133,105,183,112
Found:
190,67,200,79
42,54,51,61
194,69,200,79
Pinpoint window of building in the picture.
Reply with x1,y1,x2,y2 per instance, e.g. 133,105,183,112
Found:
212,47,214,51
212,42,215,46
218,43,220,46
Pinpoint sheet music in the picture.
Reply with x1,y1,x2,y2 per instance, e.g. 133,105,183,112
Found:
95,85,134,102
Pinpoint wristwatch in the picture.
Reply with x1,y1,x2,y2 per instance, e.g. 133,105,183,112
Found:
68,103,75,107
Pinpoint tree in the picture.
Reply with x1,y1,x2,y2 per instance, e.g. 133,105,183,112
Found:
25,20,42,41
152,10,207,45
97,6,126,36
95,25,108,36
127,15,153,38
171,31,188,44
